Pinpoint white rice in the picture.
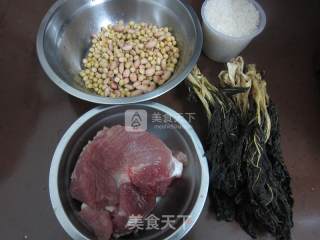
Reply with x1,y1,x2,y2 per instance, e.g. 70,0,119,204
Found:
203,0,260,38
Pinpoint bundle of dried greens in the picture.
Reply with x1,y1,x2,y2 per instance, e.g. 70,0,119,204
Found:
186,57,293,240
187,66,246,220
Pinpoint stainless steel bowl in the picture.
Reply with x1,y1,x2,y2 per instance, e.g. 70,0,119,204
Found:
49,102,209,240
37,0,203,104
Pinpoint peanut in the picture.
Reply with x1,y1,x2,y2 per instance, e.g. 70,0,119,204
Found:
80,21,179,98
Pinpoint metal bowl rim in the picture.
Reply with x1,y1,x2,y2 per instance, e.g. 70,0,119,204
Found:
49,102,209,240
36,0,203,105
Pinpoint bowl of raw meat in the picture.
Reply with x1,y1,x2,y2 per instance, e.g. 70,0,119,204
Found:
49,103,209,240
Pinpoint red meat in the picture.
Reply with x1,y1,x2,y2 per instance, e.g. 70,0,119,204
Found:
79,204,113,240
70,125,184,239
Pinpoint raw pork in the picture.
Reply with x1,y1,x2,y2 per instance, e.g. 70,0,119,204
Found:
79,204,113,240
70,125,184,240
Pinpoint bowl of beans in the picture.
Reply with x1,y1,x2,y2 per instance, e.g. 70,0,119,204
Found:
37,0,203,104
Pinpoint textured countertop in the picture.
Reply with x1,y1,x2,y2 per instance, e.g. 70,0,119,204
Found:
0,0,320,239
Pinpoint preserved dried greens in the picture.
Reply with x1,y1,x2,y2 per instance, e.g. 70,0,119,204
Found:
187,57,293,240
